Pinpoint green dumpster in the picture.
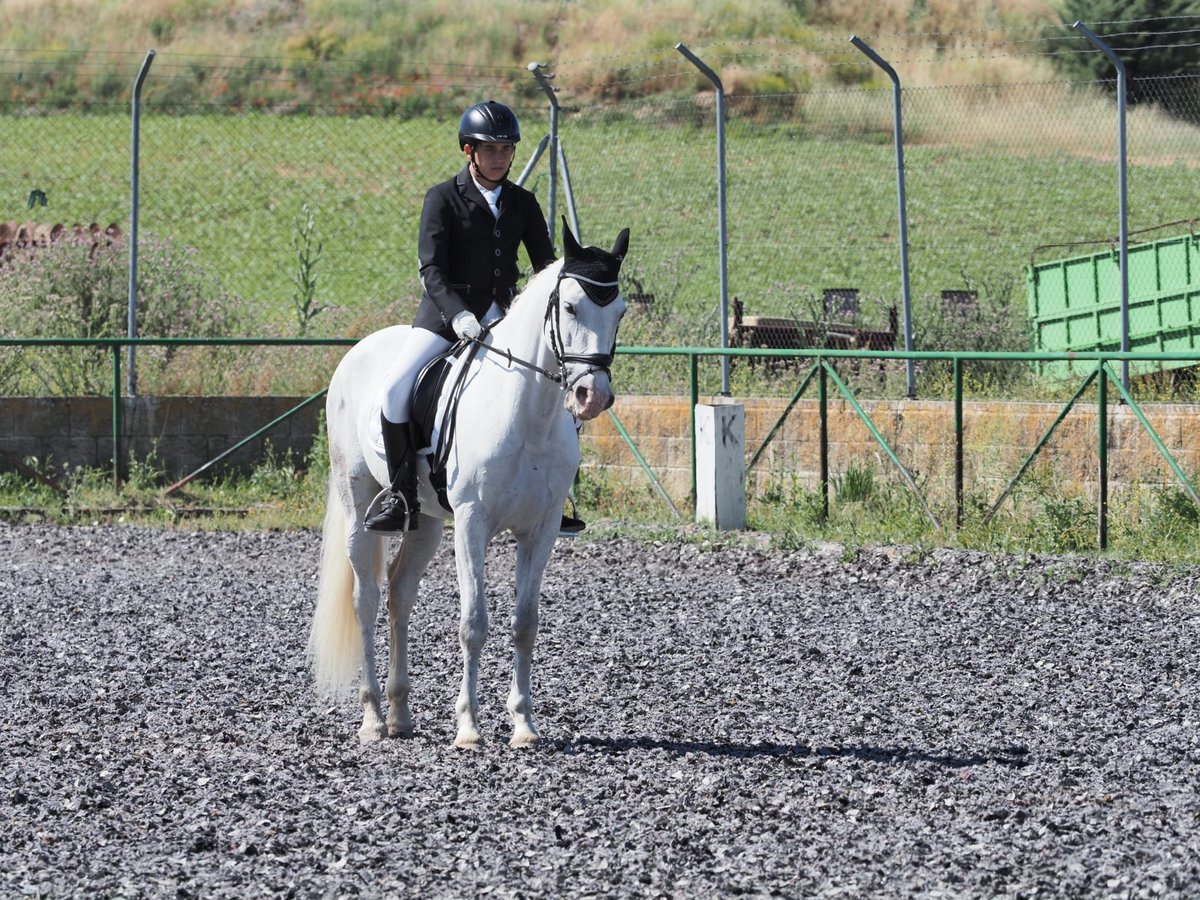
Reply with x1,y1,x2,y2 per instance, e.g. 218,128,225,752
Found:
1027,230,1200,377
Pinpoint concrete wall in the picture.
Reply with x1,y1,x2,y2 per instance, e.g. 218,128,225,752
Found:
0,397,322,478
2,395,1197,505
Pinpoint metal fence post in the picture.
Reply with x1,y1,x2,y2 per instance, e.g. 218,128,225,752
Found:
127,49,155,397
690,352,700,502
850,37,916,400
527,62,560,247
818,359,829,522
515,134,550,186
954,357,964,529
1074,21,1130,392
556,139,582,241
1098,361,1109,549
111,343,122,489
675,43,731,397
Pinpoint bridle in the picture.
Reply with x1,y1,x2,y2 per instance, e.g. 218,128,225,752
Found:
467,268,620,391
544,270,620,389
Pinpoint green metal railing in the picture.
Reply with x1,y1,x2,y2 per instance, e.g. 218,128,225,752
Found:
4,337,1200,550
3,336,353,492
617,344,1200,550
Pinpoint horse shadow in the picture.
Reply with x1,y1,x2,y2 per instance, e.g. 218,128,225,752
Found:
556,735,1031,770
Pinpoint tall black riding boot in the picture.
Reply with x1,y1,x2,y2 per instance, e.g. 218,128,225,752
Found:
364,415,420,532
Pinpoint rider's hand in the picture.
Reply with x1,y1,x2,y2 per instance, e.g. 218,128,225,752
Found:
451,311,482,340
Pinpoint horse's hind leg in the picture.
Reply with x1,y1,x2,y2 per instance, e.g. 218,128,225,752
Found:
384,517,443,738
346,526,388,744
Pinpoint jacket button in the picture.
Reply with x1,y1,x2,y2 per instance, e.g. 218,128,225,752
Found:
494,229,501,237
495,248,502,256
494,268,501,276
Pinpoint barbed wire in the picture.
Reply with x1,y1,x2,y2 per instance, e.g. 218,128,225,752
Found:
1100,26,1200,38
1117,39,1200,53
560,32,1199,86
0,48,529,79
0,42,1168,84
1091,14,1200,25
2,13,1198,68
0,46,528,70
593,18,1200,61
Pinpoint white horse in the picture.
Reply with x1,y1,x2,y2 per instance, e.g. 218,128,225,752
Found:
309,225,629,747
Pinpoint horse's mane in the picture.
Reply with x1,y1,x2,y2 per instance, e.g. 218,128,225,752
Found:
509,259,566,312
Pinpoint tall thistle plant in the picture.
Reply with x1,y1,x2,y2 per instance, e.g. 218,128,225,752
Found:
291,203,326,336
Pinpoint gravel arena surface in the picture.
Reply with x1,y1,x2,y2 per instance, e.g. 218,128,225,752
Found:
3,523,1200,899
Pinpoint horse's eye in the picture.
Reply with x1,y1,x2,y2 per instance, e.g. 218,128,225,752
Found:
564,303,577,317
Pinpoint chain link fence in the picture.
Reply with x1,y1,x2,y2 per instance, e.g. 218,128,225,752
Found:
1,27,1199,398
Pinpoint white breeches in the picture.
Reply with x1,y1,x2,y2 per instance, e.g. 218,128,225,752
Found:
378,303,502,424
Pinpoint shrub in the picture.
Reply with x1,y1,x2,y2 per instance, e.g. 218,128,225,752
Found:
912,273,1033,394
0,233,243,395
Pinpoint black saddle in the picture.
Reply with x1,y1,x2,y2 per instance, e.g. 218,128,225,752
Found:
409,340,484,513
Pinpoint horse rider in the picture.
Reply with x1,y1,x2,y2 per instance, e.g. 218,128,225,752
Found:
367,99,580,533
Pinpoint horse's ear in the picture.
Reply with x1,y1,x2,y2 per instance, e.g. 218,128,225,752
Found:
611,228,630,261
561,217,582,258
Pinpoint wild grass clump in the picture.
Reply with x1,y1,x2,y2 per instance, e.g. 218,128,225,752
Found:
689,457,1200,560
3,428,1198,562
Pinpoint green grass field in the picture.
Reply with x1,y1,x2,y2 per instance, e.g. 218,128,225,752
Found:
3,96,1199,354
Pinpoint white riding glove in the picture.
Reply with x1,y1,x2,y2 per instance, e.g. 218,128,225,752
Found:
451,310,482,340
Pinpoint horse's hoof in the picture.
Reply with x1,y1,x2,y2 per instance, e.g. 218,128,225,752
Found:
453,728,483,749
358,724,387,744
509,725,541,748
388,723,414,739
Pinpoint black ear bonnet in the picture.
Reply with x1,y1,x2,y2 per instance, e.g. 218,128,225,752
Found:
560,221,630,307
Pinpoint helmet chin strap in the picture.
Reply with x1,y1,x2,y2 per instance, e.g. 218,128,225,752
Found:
468,148,512,186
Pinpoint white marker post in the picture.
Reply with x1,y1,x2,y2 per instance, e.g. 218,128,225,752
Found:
695,402,745,530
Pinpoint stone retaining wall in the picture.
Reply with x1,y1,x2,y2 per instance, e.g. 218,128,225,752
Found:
583,396,1200,506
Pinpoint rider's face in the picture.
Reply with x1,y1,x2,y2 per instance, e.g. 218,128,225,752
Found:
466,141,516,184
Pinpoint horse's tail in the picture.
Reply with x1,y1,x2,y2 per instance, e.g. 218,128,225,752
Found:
308,478,364,696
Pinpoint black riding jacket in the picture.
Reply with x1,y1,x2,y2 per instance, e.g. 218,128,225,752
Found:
414,165,557,339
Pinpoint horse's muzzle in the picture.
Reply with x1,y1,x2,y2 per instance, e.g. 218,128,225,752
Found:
566,377,614,421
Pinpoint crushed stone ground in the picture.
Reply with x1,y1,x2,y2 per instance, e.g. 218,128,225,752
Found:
2,523,1199,898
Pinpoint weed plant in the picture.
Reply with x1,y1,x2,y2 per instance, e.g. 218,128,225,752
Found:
744,463,1200,562
0,433,330,531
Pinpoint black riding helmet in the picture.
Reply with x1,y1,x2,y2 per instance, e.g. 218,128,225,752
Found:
457,100,521,149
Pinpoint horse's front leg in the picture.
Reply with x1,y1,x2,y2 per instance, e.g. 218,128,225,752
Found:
453,514,490,748
507,526,558,748
384,519,443,738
